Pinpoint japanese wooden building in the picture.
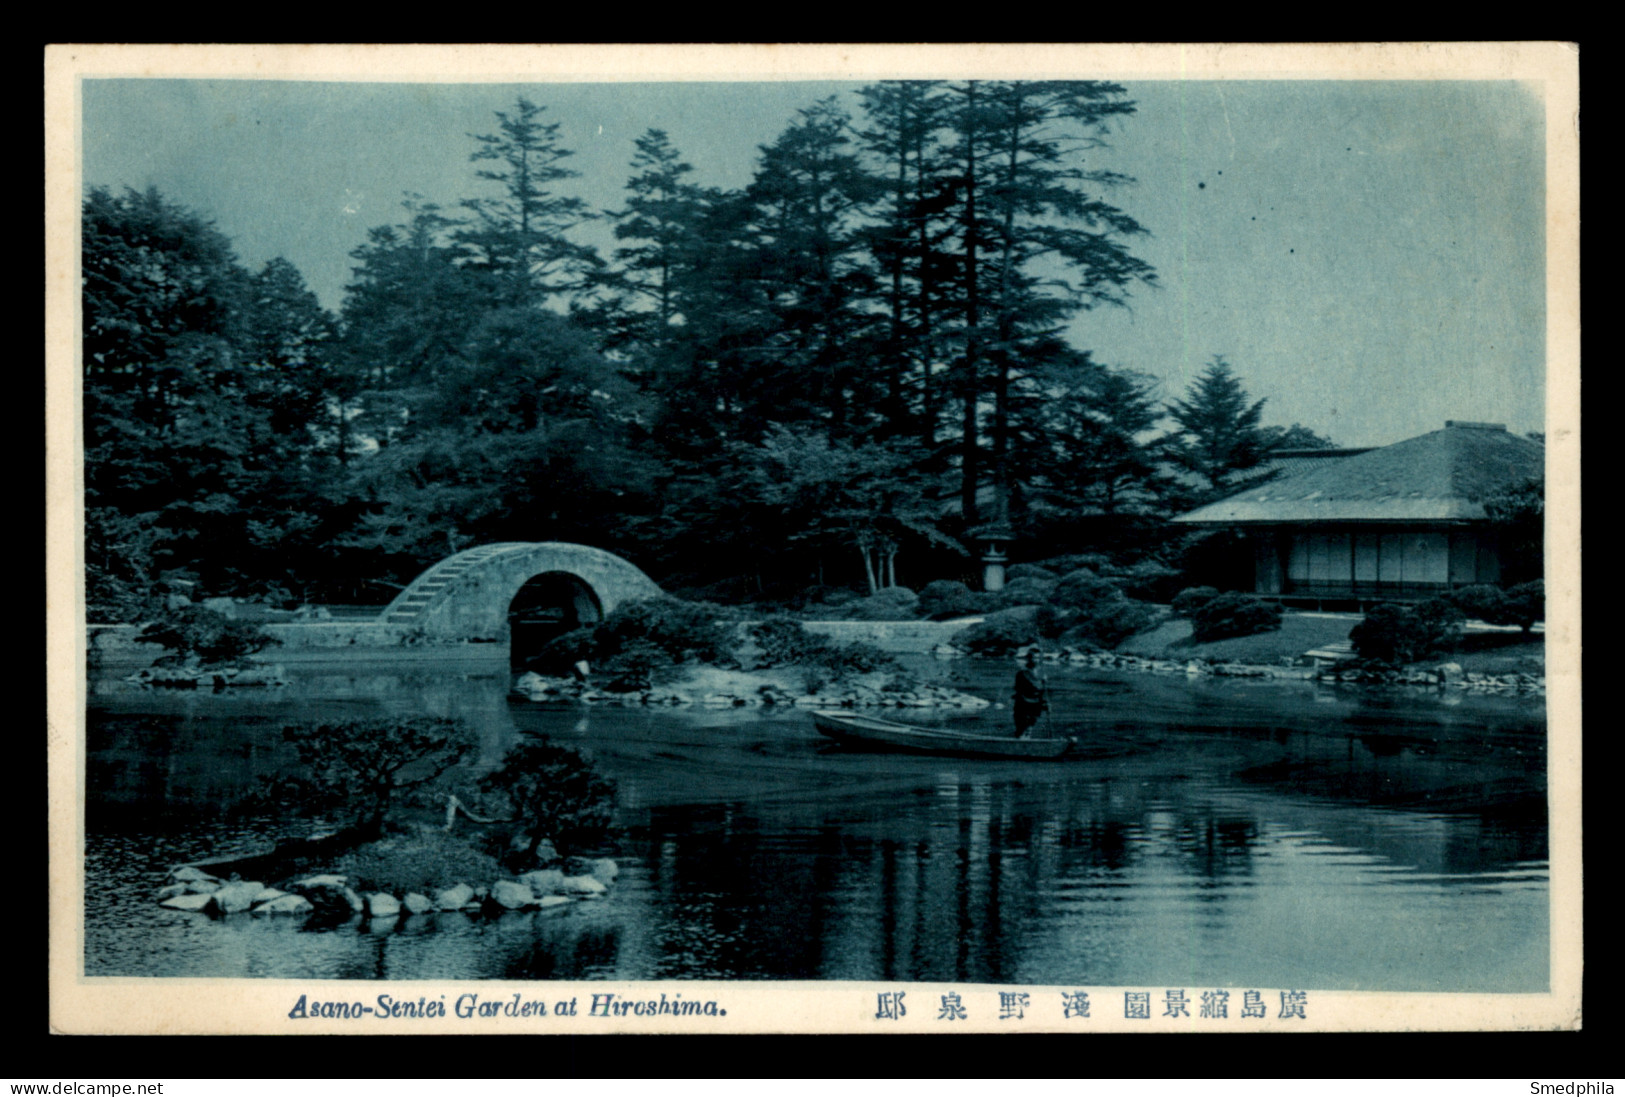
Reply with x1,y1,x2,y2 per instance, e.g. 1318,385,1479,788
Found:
1173,421,1543,603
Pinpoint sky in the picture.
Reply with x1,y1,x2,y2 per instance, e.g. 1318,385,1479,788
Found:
79,78,1547,449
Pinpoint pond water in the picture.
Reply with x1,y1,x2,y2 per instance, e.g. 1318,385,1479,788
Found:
82,657,1548,990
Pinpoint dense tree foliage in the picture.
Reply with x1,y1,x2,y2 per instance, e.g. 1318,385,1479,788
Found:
277,717,478,840
83,186,345,616
481,738,615,861
84,90,1372,614
1482,476,1544,587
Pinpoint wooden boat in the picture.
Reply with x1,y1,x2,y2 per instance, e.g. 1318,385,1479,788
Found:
811,710,1078,760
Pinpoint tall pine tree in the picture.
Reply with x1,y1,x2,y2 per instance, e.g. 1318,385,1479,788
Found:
856,81,956,445
936,80,1156,527
457,97,598,308
1165,356,1272,496
741,97,885,441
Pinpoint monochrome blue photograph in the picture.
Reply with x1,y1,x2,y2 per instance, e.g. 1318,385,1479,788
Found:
56,47,1576,1031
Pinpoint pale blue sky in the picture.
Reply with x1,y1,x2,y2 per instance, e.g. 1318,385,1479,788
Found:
81,79,1545,448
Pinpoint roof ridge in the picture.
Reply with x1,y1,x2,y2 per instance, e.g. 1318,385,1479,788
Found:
1174,421,1543,525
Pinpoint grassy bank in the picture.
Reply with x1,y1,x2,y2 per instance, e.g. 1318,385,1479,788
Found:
1116,613,1355,664
1114,612,1544,675
1446,632,1546,675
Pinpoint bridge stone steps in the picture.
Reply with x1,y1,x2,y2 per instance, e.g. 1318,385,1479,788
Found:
381,543,535,622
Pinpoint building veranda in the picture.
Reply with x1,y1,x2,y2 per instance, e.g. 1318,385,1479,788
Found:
1173,421,1543,608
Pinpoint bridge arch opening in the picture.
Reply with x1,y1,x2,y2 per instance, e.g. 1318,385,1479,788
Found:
507,571,603,671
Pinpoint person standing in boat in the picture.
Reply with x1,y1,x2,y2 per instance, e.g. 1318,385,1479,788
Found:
1013,650,1049,738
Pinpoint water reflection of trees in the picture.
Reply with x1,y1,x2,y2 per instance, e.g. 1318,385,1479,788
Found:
608,767,1544,983
83,665,1548,983
611,781,1265,980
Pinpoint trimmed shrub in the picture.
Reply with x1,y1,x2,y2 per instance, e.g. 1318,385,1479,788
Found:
955,607,1040,655
481,738,616,862
1350,599,1465,664
916,579,991,620
799,588,864,614
331,828,504,895
531,598,736,687
535,626,596,671
1449,582,1544,633
597,639,675,691
1051,570,1117,613
994,576,1057,608
745,615,897,677
1033,603,1065,641
1038,553,1111,575
1005,563,1057,583
745,615,815,667
1102,560,1183,602
1007,569,1164,650
1189,593,1283,643
1415,597,1467,646
588,597,735,667
1349,605,1417,664
808,639,898,677
136,605,281,667
1504,581,1545,633
844,585,920,621
272,717,479,839
1448,584,1505,621
1067,599,1161,649
1170,586,1222,618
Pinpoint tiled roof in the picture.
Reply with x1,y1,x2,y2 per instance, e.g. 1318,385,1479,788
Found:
1174,423,1543,525
1264,447,1372,475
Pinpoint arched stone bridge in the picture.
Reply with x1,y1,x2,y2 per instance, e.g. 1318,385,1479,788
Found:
380,542,663,642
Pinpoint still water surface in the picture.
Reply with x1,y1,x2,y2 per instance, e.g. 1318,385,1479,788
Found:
84,658,1547,990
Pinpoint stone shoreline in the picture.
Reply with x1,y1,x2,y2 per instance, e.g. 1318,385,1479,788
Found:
95,616,1542,698
994,646,1545,695
157,856,622,922
123,663,290,688
514,667,991,709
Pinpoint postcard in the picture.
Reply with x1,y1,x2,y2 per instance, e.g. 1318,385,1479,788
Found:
46,42,1580,1034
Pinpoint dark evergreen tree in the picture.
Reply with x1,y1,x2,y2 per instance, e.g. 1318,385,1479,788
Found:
856,81,956,445
337,197,481,449
457,97,599,307
932,80,1156,525
1483,475,1544,586
337,300,653,577
741,97,886,441
82,186,342,612
1262,422,1337,451
1165,356,1272,495
1025,351,1166,517
658,424,954,597
605,129,704,346
83,186,243,436
639,186,773,458
82,88,1185,608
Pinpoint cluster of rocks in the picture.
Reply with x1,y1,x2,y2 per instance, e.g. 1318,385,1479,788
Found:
972,646,1319,681
1313,662,1544,693
155,858,620,921
512,672,990,710
983,646,1544,694
157,866,322,916
125,663,288,689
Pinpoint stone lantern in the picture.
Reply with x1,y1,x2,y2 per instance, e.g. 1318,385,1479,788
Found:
971,524,1015,593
